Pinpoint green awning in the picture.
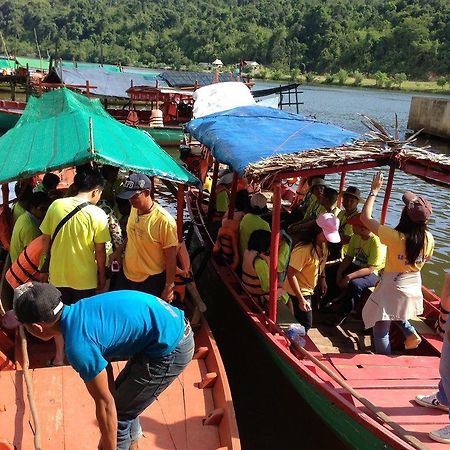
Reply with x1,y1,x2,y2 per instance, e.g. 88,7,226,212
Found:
0,88,199,186
0,59,15,70
16,57,48,70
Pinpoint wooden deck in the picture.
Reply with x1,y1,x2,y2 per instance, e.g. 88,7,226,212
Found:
0,357,227,450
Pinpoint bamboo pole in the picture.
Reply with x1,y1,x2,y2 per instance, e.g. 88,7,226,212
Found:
268,181,281,323
19,326,42,450
291,339,428,450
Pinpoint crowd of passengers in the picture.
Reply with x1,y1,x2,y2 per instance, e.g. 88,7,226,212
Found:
212,170,434,355
7,165,185,365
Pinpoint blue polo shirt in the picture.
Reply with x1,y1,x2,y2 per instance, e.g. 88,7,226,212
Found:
60,291,185,382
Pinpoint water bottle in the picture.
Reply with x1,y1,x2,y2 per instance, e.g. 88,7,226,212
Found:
285,323,306,347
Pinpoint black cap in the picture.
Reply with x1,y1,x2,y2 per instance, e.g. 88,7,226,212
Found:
14,282,64,324
117,173,152,200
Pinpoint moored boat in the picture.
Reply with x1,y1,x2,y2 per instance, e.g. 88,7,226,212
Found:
182,104,450,449
0,88,240,450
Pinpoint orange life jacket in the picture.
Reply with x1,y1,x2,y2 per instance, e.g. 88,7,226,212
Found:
6,235,45,288
213,218,240,270
241,250,268,303
125,110,139,126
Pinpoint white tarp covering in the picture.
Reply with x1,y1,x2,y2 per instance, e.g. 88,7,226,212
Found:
193,82,256,118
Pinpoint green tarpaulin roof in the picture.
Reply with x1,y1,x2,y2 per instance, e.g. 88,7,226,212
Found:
0,59,15,70
0,88,199,186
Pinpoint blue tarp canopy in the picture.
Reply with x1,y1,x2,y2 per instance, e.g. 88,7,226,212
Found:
186,106,359,176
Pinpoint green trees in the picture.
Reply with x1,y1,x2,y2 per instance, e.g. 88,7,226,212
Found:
0,0,448,78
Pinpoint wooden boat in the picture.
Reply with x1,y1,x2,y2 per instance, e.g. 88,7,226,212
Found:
0,88,240,450
0,100,25,132
182,105,450,449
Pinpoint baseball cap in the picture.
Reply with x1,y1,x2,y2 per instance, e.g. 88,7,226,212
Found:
117,173,152,200
250,192,267,210
341,186,361,201
316,213,341,243
13,282,64,324
347,213,367,228
402,191,432,223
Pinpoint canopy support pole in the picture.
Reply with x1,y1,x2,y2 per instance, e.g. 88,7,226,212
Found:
177,183,185,243
227,173,238,219
381,164,395,225
337,170,347,208
269,181,281,323
207,161,219,221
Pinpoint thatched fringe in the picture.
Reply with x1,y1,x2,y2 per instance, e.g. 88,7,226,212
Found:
243,116,450,180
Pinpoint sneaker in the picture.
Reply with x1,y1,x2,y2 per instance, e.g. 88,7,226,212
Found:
430,425,450,444
405,333,422,350
415,393,449,411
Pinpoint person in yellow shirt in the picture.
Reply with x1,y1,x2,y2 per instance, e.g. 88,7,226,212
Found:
9,192,50,262
239,192,271,257
39,167,110,366
332,214,385,323
285,213,341,332
113,173,178,303
361,172,434,355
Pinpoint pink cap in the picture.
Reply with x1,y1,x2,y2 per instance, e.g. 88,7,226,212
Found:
316,213,341,243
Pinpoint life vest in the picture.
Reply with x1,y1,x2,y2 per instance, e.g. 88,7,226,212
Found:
173,241,194,303
0,205,12,252
125,110,139,126
213,218,240,270
6,235,45,288
241,250,268,303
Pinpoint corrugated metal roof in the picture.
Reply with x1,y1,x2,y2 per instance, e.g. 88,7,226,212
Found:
158,70,240,88
45,67,163,98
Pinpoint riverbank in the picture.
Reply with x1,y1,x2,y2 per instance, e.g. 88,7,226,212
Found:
253,72,450,96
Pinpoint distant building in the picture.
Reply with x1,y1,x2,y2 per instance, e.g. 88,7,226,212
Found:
198,62,211,70
212,59,224,68
244,60,259,68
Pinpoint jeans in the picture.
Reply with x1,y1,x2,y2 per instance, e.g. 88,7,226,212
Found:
337,271,379,315
291,295,312,332
115,322,195,449
372,320,417,354
437,319,450,417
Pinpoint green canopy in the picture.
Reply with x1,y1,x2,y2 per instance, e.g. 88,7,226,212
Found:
0,88,199,186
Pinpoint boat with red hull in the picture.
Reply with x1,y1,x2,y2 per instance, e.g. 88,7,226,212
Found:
182,105,450,449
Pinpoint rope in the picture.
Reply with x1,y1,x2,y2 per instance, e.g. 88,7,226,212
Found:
19,325,42,450
290,339,429,450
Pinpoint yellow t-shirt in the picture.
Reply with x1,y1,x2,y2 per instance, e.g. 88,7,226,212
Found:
40,197,110,290
284,243,327,297
124,204,178,282
378,225,434,272
239,213,271,256
337,209,358,256
12,202,27,224
346,233,385,273
216,189,229,213
303,195,320,220
9,212,41,262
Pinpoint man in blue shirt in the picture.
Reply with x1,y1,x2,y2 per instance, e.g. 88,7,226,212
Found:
13,282,194,450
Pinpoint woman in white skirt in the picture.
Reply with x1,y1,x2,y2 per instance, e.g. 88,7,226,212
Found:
360,172,434,354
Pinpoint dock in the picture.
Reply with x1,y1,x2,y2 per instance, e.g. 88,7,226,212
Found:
408,96,450,139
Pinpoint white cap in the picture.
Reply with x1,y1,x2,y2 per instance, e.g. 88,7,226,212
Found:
250,192,267,210
316,213,341,243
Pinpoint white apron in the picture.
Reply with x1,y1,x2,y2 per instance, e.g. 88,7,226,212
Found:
362,271,423,329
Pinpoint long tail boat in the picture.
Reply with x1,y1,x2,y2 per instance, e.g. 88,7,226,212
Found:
181,105,450,449
0,88,240,450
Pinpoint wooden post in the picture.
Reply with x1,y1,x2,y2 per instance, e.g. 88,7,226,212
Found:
227,173,238,219
38,78,42,96
381,164,396,225
207,161,220,221
176,184,185,243
269,181,281,323
86,80,90,97
337,171,347,208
